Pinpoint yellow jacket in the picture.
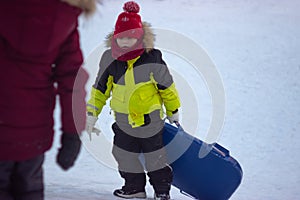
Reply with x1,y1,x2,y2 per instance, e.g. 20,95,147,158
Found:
87,49,180,128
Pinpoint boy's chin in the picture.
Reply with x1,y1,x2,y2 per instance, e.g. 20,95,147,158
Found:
120,46,130,49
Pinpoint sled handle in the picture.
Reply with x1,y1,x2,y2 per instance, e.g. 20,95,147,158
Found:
174,121,185,132
180,190,198,199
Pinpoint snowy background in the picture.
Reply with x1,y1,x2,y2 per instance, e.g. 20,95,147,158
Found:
44,0,300,199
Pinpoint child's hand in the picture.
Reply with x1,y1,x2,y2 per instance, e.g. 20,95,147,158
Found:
85,115,101,141
167,110,179,124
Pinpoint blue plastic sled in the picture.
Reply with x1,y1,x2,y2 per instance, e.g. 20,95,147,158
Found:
163,123,243,200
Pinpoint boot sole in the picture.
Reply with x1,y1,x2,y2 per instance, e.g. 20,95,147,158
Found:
113,191,147,199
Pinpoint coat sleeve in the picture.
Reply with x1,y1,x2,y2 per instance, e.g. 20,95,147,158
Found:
54,27,88,134
152,50,181,116
86,50,113,117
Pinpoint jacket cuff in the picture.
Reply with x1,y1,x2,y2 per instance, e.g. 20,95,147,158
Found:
166,109,178,116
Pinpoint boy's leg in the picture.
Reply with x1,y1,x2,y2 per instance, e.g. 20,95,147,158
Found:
0,161,14,200
12,154,44,200
118,170,146,191
147,166,172,195
112,123,146,198
142,128,173,195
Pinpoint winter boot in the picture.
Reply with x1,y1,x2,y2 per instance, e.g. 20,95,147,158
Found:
113,187,146,199
154,193,170,200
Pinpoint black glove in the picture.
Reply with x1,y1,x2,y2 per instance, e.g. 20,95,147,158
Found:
56,133,81,170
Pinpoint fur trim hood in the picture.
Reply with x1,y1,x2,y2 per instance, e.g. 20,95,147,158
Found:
61,0,98,16
105,22,155,53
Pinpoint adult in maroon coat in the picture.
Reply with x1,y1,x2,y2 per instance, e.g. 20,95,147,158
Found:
0,0,96,199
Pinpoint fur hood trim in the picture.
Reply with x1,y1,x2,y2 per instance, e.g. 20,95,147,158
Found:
61,0,99,16
105,22,155,53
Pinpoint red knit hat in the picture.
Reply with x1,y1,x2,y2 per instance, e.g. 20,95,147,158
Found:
113,1,144,39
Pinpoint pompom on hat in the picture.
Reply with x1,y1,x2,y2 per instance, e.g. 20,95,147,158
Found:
113,1,144,39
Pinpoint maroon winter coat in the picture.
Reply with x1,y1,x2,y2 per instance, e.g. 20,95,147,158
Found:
0,0,88,161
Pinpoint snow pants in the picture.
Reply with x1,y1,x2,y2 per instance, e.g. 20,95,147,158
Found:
0,154,44,200
112,122,173,194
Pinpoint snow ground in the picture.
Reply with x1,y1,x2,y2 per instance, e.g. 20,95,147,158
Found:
44,0,300,199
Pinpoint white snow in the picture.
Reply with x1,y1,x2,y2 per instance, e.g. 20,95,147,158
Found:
44,0,300,199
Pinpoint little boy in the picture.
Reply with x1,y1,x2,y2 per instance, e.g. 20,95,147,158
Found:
86,2,180,200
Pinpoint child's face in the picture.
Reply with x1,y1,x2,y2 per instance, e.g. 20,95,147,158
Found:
116,37,138,49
